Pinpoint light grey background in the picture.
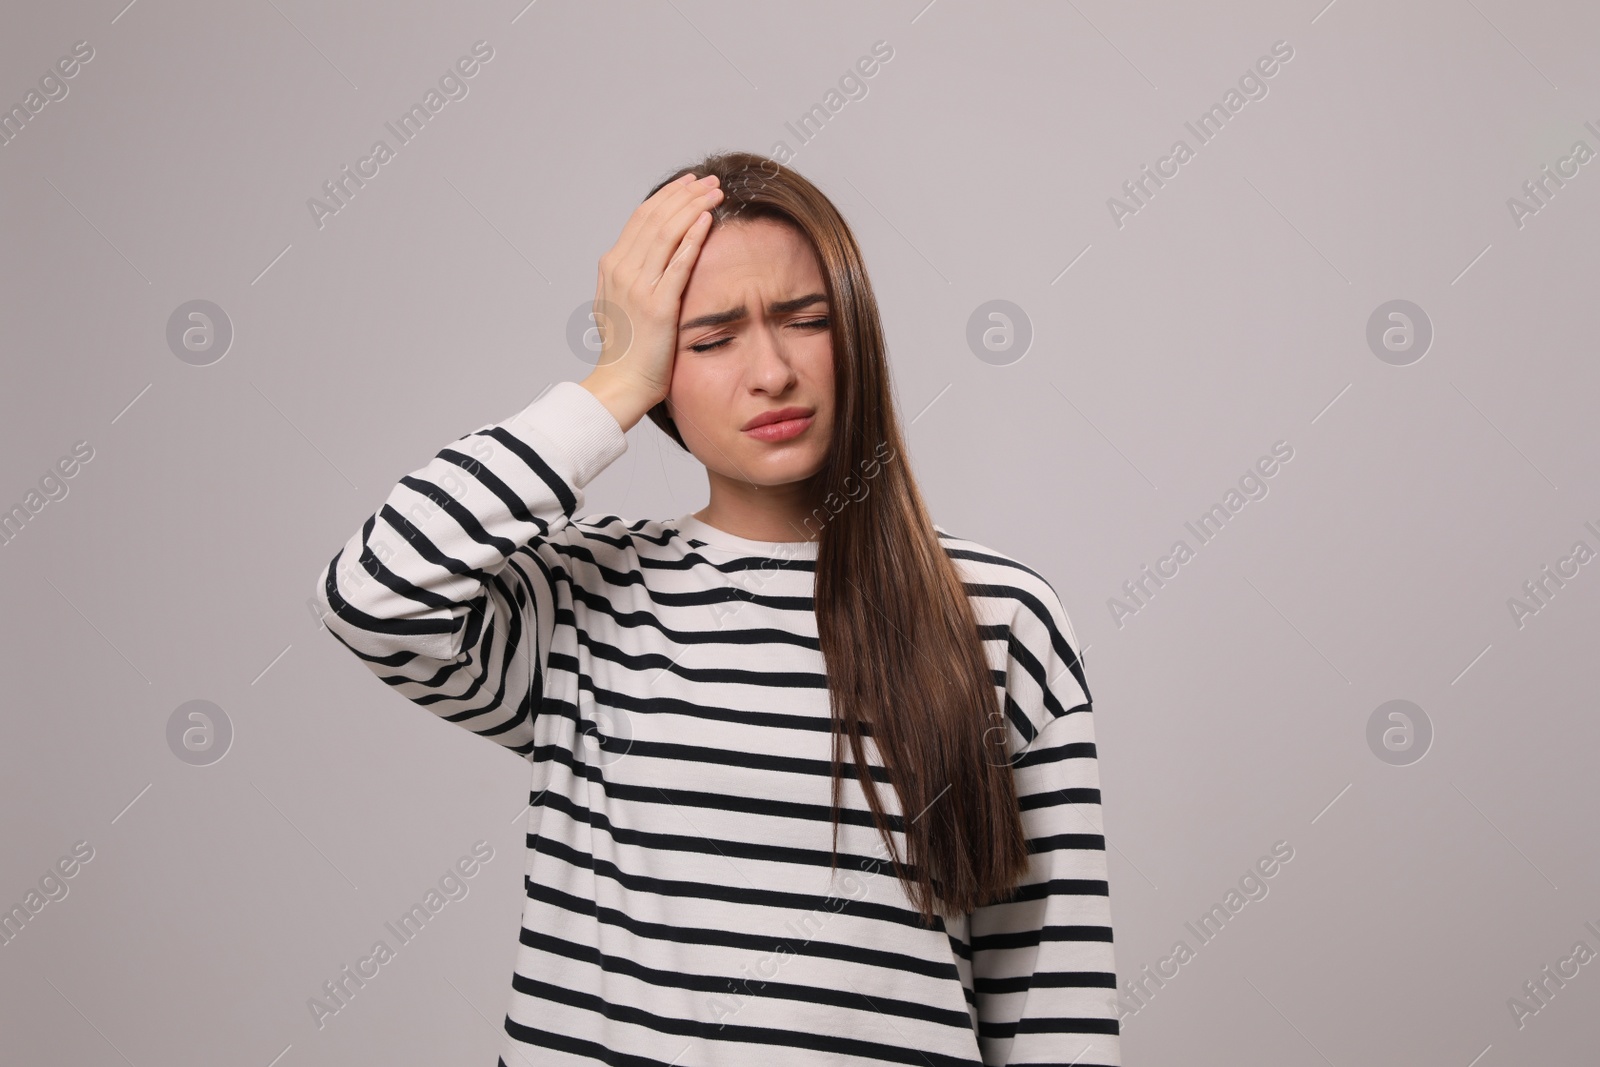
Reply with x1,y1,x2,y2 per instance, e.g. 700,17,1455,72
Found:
3,1,1597,1064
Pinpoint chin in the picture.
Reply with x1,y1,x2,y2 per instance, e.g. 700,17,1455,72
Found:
751,464,822,487
735,450,827,486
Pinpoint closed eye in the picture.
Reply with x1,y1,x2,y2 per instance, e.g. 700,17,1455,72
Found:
688,317,830,353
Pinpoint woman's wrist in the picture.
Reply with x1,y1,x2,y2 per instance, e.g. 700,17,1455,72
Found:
578,373,659,434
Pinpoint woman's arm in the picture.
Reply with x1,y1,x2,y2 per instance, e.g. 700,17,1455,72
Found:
309,380,627,754
310,171,720,752
970,586,1122,1067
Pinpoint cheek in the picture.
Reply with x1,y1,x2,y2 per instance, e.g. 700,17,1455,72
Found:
666,370,722,445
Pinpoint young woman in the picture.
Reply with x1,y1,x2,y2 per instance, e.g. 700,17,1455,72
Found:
313,152,1121,1067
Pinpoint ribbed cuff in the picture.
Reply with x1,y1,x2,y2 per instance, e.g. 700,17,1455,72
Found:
502,380,629,489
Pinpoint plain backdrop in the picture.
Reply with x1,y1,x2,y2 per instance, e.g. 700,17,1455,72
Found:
2,1,1598,1064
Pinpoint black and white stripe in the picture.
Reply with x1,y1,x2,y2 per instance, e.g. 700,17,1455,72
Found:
313,381,1121,1066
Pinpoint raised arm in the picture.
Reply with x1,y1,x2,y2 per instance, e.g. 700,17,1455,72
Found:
310,169,726,754
310,381,628,754
970,584,1121,1067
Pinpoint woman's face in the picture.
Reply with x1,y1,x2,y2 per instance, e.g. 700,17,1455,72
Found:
666,217,835,489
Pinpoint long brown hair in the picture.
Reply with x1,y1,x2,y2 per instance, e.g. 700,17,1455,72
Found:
641,151,1027,926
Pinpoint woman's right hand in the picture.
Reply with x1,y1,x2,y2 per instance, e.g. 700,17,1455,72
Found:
581,172,723,432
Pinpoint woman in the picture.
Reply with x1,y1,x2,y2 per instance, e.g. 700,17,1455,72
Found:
313,152,1121,1066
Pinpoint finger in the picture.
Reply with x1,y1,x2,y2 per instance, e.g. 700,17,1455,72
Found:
632,182,722,284
611,174,704,275
619,174,719,278
660,209,714,292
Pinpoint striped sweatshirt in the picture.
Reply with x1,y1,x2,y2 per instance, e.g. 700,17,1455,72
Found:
312,380,1121,1067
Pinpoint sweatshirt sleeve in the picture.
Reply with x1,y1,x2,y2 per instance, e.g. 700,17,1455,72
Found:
311,380,628,755
970,582,1121,1067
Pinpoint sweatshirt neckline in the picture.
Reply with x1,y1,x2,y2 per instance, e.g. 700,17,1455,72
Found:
674,513,820,560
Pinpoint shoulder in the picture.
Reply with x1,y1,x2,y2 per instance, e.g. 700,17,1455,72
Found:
523,514,680,592
935,524,1084,663
556,514,678,560
936,526,1066,615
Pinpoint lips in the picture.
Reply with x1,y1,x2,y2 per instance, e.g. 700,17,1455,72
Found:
741,406,814,431
741,411,815,443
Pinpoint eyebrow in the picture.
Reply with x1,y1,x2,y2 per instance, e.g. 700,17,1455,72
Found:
678,292,828,333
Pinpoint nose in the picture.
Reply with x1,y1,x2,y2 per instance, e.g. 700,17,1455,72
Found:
746,318,799,394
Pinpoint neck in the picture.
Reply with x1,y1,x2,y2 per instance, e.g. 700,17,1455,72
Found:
696,469,822,543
